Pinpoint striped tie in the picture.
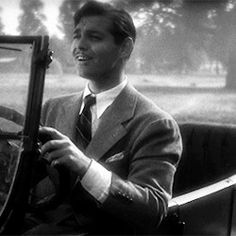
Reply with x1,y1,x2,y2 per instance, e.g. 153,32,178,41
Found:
76,94,96,148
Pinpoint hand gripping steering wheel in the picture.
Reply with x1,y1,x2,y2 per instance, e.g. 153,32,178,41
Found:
0,105,67,212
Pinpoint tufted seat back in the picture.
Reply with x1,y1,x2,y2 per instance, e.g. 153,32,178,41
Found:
173,122,236,196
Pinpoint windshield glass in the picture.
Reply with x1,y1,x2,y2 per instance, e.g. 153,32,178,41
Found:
0,43,31,132
0,42,32,212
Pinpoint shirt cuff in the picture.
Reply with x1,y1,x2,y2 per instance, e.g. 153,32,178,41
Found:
81,160,111,203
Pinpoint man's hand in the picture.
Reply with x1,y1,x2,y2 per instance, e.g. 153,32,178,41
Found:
40,127,91,179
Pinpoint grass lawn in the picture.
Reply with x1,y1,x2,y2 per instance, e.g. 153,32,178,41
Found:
1,73,236,126
43,73,236,125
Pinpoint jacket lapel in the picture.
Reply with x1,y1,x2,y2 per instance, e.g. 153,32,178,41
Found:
58,93,83,144
85,84,137,161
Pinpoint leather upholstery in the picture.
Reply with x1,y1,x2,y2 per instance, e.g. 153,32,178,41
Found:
157,122,236,235
174,122,236,195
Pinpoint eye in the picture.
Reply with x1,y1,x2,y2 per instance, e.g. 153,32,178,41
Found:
89,34,102,41
73,33,81,40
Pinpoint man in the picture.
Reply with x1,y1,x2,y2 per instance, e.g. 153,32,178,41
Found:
24,1,182,235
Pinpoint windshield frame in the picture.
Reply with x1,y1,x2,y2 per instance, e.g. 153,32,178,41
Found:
0,35,49,234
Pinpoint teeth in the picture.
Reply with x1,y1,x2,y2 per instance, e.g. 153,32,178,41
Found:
76,55,90,61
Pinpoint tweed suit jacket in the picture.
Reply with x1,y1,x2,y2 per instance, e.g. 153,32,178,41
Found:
37,83,182,234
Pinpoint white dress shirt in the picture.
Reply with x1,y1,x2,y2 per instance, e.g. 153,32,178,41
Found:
79,79,128,203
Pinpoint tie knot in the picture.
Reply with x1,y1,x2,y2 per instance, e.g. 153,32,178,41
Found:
84,94,96,108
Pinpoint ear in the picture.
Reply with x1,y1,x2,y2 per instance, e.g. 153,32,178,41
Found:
119,37,134,59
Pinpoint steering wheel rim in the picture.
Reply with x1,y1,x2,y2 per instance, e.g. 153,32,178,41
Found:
0,105,67,211
0,105,24,127
0,106,24,212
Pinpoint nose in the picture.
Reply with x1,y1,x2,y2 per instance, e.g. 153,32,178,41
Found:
73,35,88,51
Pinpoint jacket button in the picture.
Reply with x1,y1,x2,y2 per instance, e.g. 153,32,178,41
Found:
115,191,133,203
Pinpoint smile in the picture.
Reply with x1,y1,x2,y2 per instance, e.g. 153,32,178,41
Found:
75,54,92,62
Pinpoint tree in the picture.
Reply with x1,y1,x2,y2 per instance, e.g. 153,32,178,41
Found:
224,5,236,89
56,0,236,82
137,0,236,80
55,0,84,72
0,7,4,34
199,0,236,88
49,36,74,74
59,0,83,43
124,0,184,73
119,0,207,74
18,0,48,35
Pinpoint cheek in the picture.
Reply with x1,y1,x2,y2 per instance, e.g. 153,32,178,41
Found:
94,40,119,55
71,40,77,54
95,46,120,65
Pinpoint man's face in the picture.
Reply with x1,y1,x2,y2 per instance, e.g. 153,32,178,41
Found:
71,15,122,81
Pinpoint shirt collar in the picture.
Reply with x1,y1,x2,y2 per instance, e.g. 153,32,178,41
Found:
81,78,128,118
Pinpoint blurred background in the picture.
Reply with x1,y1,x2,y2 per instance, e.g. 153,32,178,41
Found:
0,0,236,125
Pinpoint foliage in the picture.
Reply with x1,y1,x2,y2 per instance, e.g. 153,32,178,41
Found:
0,7,4,34
49,36,74,74
18,0,48,35
125,0,236,89
59,0,83,43
13,0,236,88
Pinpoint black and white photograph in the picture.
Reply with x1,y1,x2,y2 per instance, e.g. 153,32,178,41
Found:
0,0,236,235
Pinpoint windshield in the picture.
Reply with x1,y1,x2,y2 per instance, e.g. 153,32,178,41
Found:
0,42,32,213
0,43,31,131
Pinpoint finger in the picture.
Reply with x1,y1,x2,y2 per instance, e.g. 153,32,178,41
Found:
39,127,67,140
51,155,68,168
41,139,68,156
44,148,68,163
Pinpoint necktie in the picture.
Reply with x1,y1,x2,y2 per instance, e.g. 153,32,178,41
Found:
76,94,96,148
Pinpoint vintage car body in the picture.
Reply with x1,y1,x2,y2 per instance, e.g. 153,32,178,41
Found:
0,35,236,235
158,122,236,235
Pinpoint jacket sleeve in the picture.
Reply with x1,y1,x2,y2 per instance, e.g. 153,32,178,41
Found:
40,99,52,126
71,118,182,233
102,118,182,232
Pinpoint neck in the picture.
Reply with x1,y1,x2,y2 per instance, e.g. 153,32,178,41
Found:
88,70,125,94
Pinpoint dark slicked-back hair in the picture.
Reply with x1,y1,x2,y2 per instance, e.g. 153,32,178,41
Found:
73,1,136,45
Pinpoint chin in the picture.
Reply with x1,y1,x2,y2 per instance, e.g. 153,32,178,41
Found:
78,70,95,80
78,69,88,78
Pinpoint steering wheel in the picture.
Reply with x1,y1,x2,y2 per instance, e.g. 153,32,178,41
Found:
0,105,67,212
31,131,70,212
0,105,24,127
0,105,24,207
